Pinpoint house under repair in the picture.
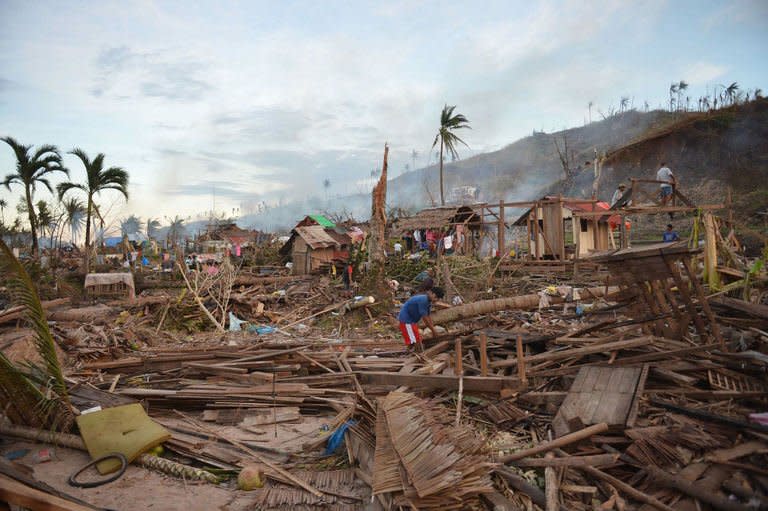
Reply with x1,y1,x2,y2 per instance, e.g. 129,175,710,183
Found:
392,205,484,256
196,223,266,255
512,196,615,260
280,225,351,275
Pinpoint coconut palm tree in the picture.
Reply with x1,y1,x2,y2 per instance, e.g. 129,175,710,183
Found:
120,214,142,238
669,83,678,111
146,217,161,240
322,178,331,202
677,81,688,110
725,82,739,105
166,215,185,249
619,96,629,113
0,198,6,225
62,197,85,246
56,149,128,270
1,137,68,256
35,200,55,250
432,104,471,206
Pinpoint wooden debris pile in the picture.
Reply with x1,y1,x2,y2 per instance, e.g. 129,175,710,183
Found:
373,391,494,509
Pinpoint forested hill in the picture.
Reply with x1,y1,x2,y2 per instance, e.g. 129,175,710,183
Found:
392,99,768,222
240,99,768,230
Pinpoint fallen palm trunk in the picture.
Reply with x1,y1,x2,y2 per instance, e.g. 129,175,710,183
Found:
0,422,219,484
430,286,620,324
0,298,71,325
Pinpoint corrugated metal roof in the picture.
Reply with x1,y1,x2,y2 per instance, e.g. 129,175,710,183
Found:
294,225,339,249
308,214,336,228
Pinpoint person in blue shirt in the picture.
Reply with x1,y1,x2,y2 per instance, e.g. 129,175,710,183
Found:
662,224,680,242
398,287,445,348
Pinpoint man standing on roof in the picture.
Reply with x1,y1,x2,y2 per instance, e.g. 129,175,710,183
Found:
657,162,676,208
398,286,444,349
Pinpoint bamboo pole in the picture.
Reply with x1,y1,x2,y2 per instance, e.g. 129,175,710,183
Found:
516,334,527,384
499,423,609,463
479,333,488,377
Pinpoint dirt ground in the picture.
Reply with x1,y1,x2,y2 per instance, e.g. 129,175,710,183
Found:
2,413,334,511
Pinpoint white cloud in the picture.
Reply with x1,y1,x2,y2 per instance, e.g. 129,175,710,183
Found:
682,62,727,84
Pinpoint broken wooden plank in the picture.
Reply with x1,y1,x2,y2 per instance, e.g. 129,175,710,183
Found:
358,371,520,393
512,453,619,468
499,423,609,463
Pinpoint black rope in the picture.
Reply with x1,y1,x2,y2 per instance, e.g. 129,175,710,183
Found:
68,453,128,488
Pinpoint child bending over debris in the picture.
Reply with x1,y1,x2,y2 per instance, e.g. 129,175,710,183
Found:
398,286,445,349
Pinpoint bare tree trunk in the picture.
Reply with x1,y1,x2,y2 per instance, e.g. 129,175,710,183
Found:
25,187,39,256
84,196,93,273
369,144,388,265
362,144,392,305
439,140,445,206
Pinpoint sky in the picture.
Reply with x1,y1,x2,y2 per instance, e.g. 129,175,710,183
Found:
1,0,767,229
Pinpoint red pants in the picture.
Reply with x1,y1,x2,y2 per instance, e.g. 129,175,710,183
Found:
399,322,421,345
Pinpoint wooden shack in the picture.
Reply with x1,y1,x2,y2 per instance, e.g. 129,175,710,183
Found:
280,225,351,275
391,205,483,256
512,196,612,260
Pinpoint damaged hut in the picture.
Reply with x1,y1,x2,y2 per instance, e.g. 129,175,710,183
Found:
392,205,483,256
280,224,351,275
513,196,615,260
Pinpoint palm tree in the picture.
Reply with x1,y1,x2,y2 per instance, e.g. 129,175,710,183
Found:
56,148,128,270
166,216,185,249
62,197,85,246
0,198,6,225
755,88,763,100
35,200,55,250
669,83,678,111
120,214,142,238
1,137,68,256
322,178,331,201
677,81,688,110
432,104,471,205
725,82,739,105
619,97,629,113
146,217,161,240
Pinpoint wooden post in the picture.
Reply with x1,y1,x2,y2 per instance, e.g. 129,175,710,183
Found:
526,214,532,260
619,215,626,249
574,216,581,260
516,335,527,384
703,213,720,290
545,450,559,511
532,202,540,260
681,256,725,349
479,333,488,377
727,187,734,225
497,199,505,258
454,337,463,376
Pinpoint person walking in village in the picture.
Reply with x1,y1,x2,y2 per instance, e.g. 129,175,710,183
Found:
393,241,403,257
398,286,445,350
342,261,353,290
